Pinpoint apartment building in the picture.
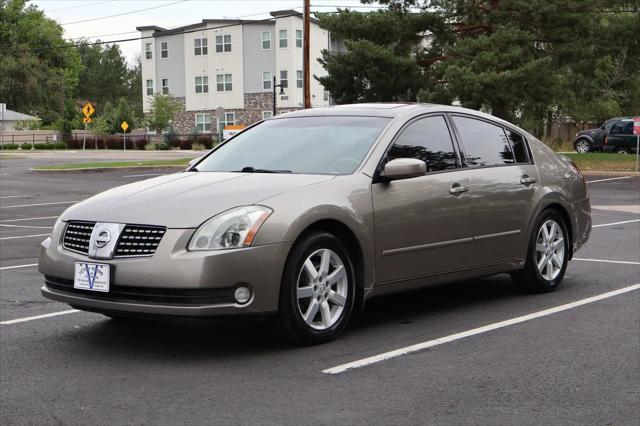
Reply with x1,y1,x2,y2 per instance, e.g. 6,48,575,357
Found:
137,10,337,134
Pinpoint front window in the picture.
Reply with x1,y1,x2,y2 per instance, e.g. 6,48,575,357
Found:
279,29,288,48
146,79,153,96
195,76,208,93
262,71,272,90
296,30,302,48
296,70,303,88
195,116,390,175
261,31,271,49
194,38,208,55
160,41,168,58
216,74,232,92
280,70,288,89
216,34,232,53
161,78,169,95
195,113,211,132
145,43,152,59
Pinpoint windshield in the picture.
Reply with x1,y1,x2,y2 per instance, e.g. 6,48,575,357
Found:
195,116,390,174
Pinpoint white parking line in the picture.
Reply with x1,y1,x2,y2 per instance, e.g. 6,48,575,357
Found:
573,258,640,266
122,173,166,178
0,216,57,222
592,219,640,228
587,176,633,184
0,233,49,241
0,201,78,209
0,195,34,199
0,263,38,271
0,309,80,326
323,284,640,375
0,224,51,229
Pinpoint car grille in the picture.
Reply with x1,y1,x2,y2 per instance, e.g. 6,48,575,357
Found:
62,222,95,254
114,225,166,257
44,276,235,306
61,222,166,258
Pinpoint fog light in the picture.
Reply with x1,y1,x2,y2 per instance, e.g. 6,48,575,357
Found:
234,286,251,304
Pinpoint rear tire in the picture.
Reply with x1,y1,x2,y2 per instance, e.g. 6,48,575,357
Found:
615,147,630,154
512,210,570,293
272,231,356,345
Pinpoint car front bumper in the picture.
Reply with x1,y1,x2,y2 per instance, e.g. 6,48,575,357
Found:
39,227,292,317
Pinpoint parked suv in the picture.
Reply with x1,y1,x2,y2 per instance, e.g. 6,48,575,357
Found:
573,117,632,153
604,119,637,154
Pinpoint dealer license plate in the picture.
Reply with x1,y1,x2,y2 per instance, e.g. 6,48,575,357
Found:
74,262,110,292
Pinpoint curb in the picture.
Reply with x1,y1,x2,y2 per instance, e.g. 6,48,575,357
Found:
30,165,186,174
581,170,640,176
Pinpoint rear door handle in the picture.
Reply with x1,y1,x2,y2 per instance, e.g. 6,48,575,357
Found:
449,183,469,195
520,176,537,185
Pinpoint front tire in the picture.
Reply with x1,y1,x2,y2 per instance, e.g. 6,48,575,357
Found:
273,231,356,345
512,210,570,293
574,139,591,153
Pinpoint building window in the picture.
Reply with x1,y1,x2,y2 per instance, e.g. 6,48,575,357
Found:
216,74,233,92
279,70,288,89
194,38,208,55
195,113,211,133
195,76,208,93
279,29,287,48
296,30,302,48
215,34,232,53
262,111,273,120
161,78,169,95
145,43,152,59
221,112,235,127
324,90,330,101
160,41,168,58
296,70,303,89
262,71,272,90
146,79,153,96
261,31,271,50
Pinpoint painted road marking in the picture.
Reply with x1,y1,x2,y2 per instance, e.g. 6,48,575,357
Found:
0,233,49,241
0,201,78,209
0,224,51,229
0,216,58,222
0,309,80,326
592,219,640,228
323,284,640,374
0,195,35,199
0,263,38,271
587,176,633,184
573,258,640,266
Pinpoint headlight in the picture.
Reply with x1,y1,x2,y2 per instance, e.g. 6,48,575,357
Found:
188,206,272,251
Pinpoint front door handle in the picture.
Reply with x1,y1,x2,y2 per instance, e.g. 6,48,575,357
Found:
449,183,469,195
520,175,537,185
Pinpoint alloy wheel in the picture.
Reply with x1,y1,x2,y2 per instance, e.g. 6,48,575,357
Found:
296,248,348,330
535,219,565,281
575,140,590,153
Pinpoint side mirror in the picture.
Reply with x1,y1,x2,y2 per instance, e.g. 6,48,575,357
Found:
187,157,203,170
382,158,426,181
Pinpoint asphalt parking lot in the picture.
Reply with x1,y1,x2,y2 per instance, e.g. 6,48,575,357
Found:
1,155,639,425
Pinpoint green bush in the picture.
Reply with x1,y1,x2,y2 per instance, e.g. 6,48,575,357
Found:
2,143,19,150
20,143,33,150
31,142,67,150
155,143,170,150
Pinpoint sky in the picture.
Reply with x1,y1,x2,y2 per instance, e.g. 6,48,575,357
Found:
29,0,383,65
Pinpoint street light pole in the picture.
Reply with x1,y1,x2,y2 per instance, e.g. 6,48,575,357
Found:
272,76,285,116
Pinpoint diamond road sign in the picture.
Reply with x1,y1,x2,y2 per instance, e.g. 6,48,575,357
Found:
82,102,95,118
121,121,129,132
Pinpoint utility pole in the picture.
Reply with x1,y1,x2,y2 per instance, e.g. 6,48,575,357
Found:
303,0,311,109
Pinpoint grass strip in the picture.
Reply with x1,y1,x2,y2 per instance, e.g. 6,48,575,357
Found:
34,158,192,170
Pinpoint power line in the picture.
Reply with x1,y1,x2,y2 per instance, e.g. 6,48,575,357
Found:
60,0,189,25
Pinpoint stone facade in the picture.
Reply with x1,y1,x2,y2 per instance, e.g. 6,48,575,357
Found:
170,93,301,135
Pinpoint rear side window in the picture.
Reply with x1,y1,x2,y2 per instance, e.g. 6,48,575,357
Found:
610,120,633,135
452,116,513,167
387,115,459,172
506,130,530,163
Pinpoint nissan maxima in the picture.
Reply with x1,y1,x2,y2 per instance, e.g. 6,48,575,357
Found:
39,104,591,344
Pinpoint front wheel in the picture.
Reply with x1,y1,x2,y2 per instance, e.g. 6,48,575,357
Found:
273,231,356,345
512,210,570,293
574,139,591,153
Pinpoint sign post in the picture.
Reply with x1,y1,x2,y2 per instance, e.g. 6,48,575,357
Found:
633,117,640,172
81,102,95,150
121,121,129,150
0,103,5,150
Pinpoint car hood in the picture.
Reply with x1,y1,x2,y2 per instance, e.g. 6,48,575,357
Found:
61,172,335,228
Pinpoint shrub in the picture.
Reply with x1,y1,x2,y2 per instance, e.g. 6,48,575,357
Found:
197,134,214,149
191,143,205,151
133,138,147,150
179,139,192,150
30,142,67,150
2,143,19,150
20,143,33,150
155,143,170,150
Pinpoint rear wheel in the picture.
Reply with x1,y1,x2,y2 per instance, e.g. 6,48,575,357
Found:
615,147,630,154
512,210,569,293
574,139,591,153
273,231,356,345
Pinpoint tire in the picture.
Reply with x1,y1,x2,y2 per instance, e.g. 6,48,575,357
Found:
574,139,591,153
511,209,570,293
272,231,356,345
615,147,630,154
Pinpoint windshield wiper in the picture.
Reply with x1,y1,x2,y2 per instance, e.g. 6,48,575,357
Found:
236,166,292,173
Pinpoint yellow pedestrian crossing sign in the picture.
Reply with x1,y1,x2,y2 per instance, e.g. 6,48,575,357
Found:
82,117,92,124
82,102,95,118
121,121,129,132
